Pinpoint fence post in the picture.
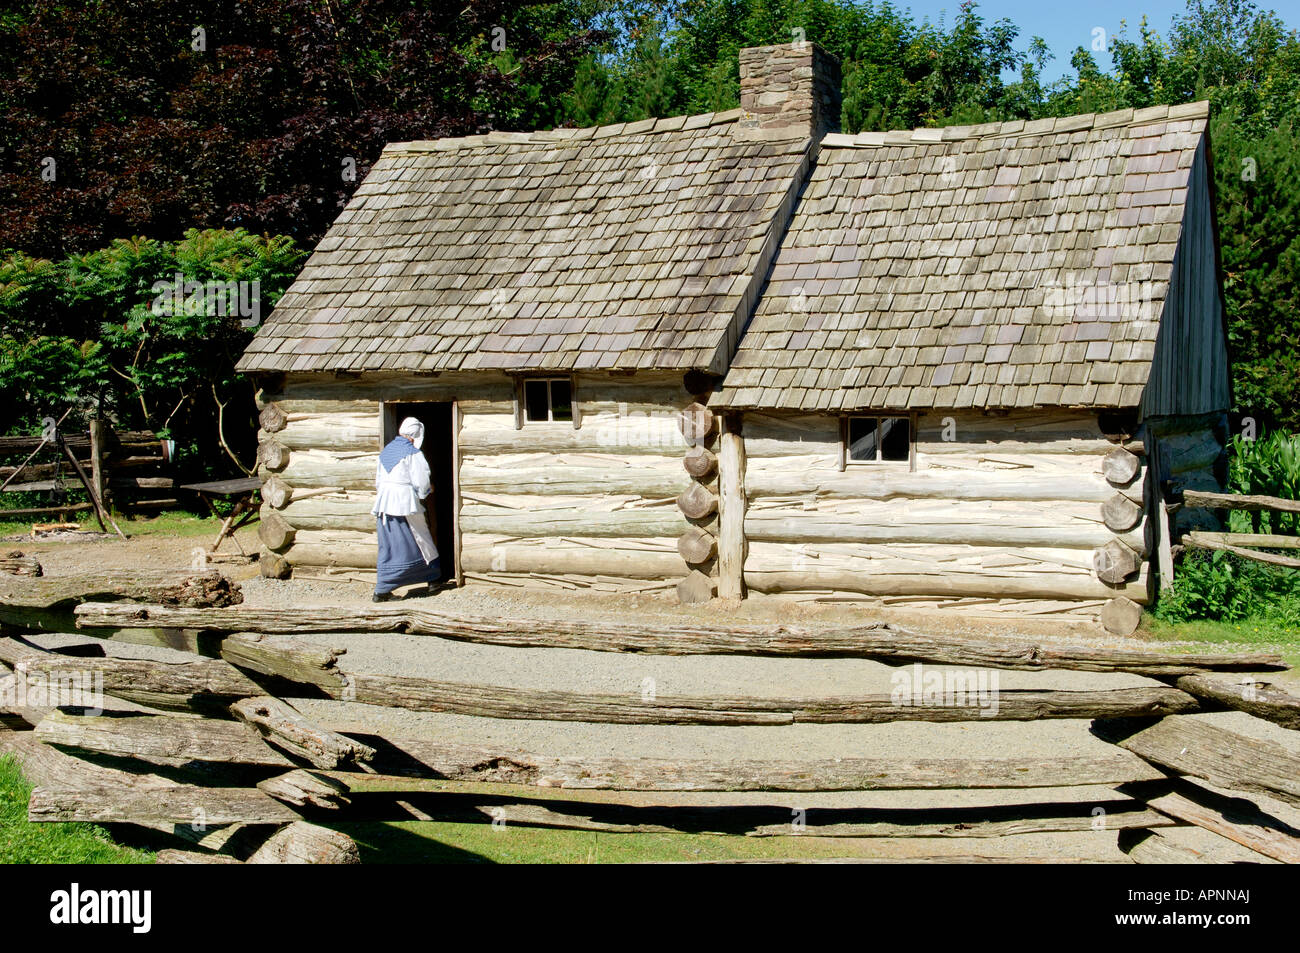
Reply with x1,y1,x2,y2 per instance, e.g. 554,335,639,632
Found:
89,419,105,511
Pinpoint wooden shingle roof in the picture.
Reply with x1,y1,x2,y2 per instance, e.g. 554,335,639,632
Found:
236,111,810,375
714,102,1212,411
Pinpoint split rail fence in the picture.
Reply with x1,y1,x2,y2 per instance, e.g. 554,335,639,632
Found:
1179,489,1300,569
0,422,176,523
1,561,1298,864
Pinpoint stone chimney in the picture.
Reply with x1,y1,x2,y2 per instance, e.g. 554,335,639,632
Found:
738,42,842,139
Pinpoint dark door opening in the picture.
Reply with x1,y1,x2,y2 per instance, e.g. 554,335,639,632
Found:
382,401,455,582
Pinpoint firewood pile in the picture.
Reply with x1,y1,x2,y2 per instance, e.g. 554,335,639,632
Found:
1,558,1297,864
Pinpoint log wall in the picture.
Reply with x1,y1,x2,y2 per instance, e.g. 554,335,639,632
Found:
254,371,698,593
458,372,695,594
740,409,1152,622
254,374,1166,623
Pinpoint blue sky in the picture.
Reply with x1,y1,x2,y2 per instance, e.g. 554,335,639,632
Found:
895,0,1298,81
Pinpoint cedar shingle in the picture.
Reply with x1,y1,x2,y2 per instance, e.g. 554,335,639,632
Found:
716,105,1207,411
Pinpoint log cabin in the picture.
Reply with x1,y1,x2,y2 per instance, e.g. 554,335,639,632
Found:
237,42,1230,635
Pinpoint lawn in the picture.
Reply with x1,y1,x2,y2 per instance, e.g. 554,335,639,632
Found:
0,755,153,864
1141,615,1300,673
0,509,220,539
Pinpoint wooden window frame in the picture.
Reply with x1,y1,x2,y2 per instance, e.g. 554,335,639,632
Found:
843,413,916,470
515,375,578,429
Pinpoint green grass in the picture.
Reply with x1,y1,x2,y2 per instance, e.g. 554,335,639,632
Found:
320,778,920,864
0,755,153,864
0,509,219,539
333,820,885,864
1140,615,1300,674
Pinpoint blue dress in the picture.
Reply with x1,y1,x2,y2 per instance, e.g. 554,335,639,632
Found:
375,515,440,594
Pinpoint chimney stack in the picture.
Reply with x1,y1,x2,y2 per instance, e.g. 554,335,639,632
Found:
738,42,842,139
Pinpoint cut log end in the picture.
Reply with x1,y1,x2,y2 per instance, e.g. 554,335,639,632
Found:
683,446,718,479
256,441,290,472
1103,447,1141,485
262,475,291,510
677,526,718,564
257,510,295,552
1101,596,1143,636
259,403,288,434
676,570,715,604
678,402,718,445
1101,492,1144,532
259,550,291,580
1093,539,1140,584
677,481,719,520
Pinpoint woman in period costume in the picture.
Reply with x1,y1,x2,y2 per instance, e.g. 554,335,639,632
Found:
371,417,440,602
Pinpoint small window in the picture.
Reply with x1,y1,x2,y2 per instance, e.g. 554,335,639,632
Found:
847,415,911,464
522,378,572,423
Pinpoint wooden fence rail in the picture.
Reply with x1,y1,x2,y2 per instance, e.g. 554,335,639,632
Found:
0,422,176,518
2,568,1298,864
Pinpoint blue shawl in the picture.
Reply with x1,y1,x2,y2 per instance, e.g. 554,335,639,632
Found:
379,436,420,473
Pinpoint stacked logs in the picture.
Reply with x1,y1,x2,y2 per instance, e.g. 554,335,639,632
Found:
1095,439,1147,636
676,390,720,604
0,569,361,864
7,584,1299,864
256,402,294,580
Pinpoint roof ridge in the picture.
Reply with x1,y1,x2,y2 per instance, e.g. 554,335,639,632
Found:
821,100,1209,149
384,108,745,155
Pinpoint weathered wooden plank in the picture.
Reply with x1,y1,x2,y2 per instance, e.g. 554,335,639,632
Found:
33,709,293,767
74,603,1286,673
257,770,350,810
221,634,346,690
223,639,1200,724
337,737,1168,791
1184,532,1300,549
1101,717,1300,808
1144,786,1300,864
0,570,241,611
274,787,1171,839
28,785,299,825
243,821,361,864
1119,829,1214,864
229,696,375,768
1183,533,1300,568
0,731,182,791
156,849,243,864
0,637,264,710
1171,675,1300,731
1183,490,1300,514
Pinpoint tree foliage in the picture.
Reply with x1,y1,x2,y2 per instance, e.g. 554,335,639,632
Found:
0,229,305,479
0,0,608,257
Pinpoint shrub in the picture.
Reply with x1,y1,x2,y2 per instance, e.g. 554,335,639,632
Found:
0,228,305,488
1155,548,1300,624
1227,431,1300,533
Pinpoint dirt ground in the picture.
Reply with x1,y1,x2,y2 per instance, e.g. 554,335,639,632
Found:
12,524,1299,863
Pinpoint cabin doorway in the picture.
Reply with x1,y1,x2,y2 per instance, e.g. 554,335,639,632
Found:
381,401,456,583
